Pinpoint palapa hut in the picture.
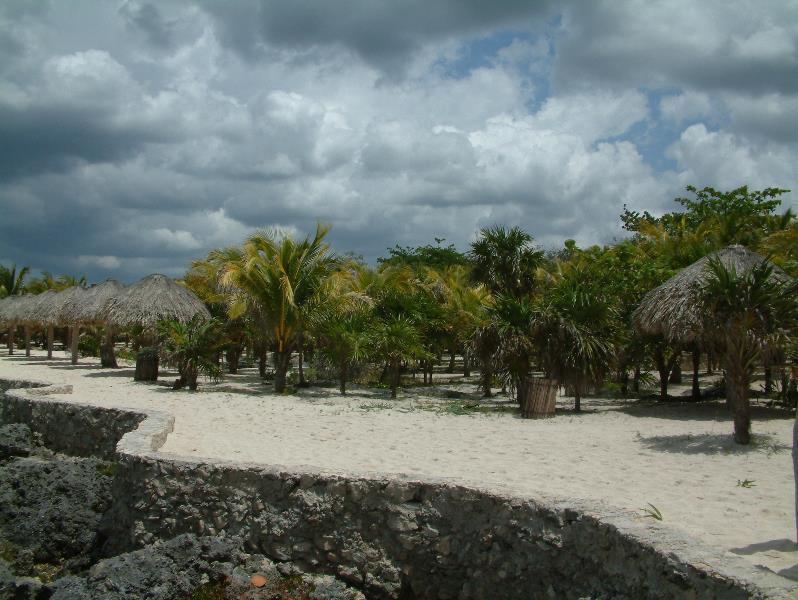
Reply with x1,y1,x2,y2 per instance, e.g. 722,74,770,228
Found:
61,279,126,367
102,274,210,380
0,295,24,355
6,292,55,357
30,286,88,364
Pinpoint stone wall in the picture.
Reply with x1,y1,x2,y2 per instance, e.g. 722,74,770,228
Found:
2,379,796,600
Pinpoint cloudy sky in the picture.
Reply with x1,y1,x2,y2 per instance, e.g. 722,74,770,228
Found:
1,1,797,283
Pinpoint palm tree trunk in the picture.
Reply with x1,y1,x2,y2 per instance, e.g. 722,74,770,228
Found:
632,365,640,394
654,348,669,401
101,327,118,368
8,325,15,355
448,349,455,373
669,360,682,384
691,347,701,401
273,350,291,393
764,365,773,396
258,351,267,378
24,326,31,357
390,357,400,399
482,365,492,397
46,326,54,359
339,359,348,395
727,363,751,444
463,349,471,377
574,381,582,412
70,325,79,365
298,350,306,387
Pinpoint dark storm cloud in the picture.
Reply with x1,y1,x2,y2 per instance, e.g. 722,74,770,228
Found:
198,0,557,73
0,104,173,180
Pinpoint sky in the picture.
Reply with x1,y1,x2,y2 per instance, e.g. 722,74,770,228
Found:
1,0,797,284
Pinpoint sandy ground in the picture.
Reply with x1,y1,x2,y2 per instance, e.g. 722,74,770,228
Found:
1,348,797,581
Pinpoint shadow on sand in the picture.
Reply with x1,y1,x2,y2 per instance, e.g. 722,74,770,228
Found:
730,539,798,581
636,431,790,455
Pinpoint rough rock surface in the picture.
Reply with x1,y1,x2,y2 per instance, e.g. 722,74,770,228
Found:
0,423,36,459
47,534,364,600
0,438,114,575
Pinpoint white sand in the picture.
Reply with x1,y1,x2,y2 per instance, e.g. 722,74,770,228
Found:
1,349,797,579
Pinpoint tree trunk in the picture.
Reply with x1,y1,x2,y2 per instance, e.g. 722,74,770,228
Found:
764,365,773,396
482,366,492,397
632,365,641,394
187,366,199,391
298,350,306,386
447,350,455,373
691,347,701,401
24,326,31,357
390,358,400,399
46,326,54,359
70,325,79,365
728,365,751,445
273,350,291,393
669,360,682,384
259,351,267,378
574,381,582,412
226,346,240,374
463,349,471,377
620,368,629,397
101,327,118,368
655,348,669,401
8,326,15,355
339,360,348,395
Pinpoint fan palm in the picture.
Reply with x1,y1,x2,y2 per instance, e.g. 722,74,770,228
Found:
367,316,428,398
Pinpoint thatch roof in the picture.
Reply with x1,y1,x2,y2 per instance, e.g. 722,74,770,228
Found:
632,245,787,343
103,274,210,329
30,286,88,327
7,292,56,326
61,279,126,325
0,295,23,327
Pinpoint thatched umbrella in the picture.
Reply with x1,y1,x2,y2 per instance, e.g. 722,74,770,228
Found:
633,245,787,400
6,292,56,357
62,279,126,367
103,274,210,380
30,286,88,364
0,295,24,355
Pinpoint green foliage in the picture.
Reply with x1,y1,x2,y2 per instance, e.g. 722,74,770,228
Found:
378,238,469,271
158,316,225,390
470,225,543,297
0,263,29,298
641,503,663,521
736,479,756,488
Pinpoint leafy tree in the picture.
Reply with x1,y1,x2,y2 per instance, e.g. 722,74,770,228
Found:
314,311,370,394
700,258,798,444
220,224,339,392
378,238,469,271
158,316,225,391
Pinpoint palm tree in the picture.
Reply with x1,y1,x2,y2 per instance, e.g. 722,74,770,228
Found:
700,258,798,444
534,266,622,411
220,224,338,393
314,312,370,394
0,264,29,298
469,226,543,297
367,316,428,398
159,316,225,390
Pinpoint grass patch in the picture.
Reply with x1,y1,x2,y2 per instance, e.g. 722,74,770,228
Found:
95,462,119,477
